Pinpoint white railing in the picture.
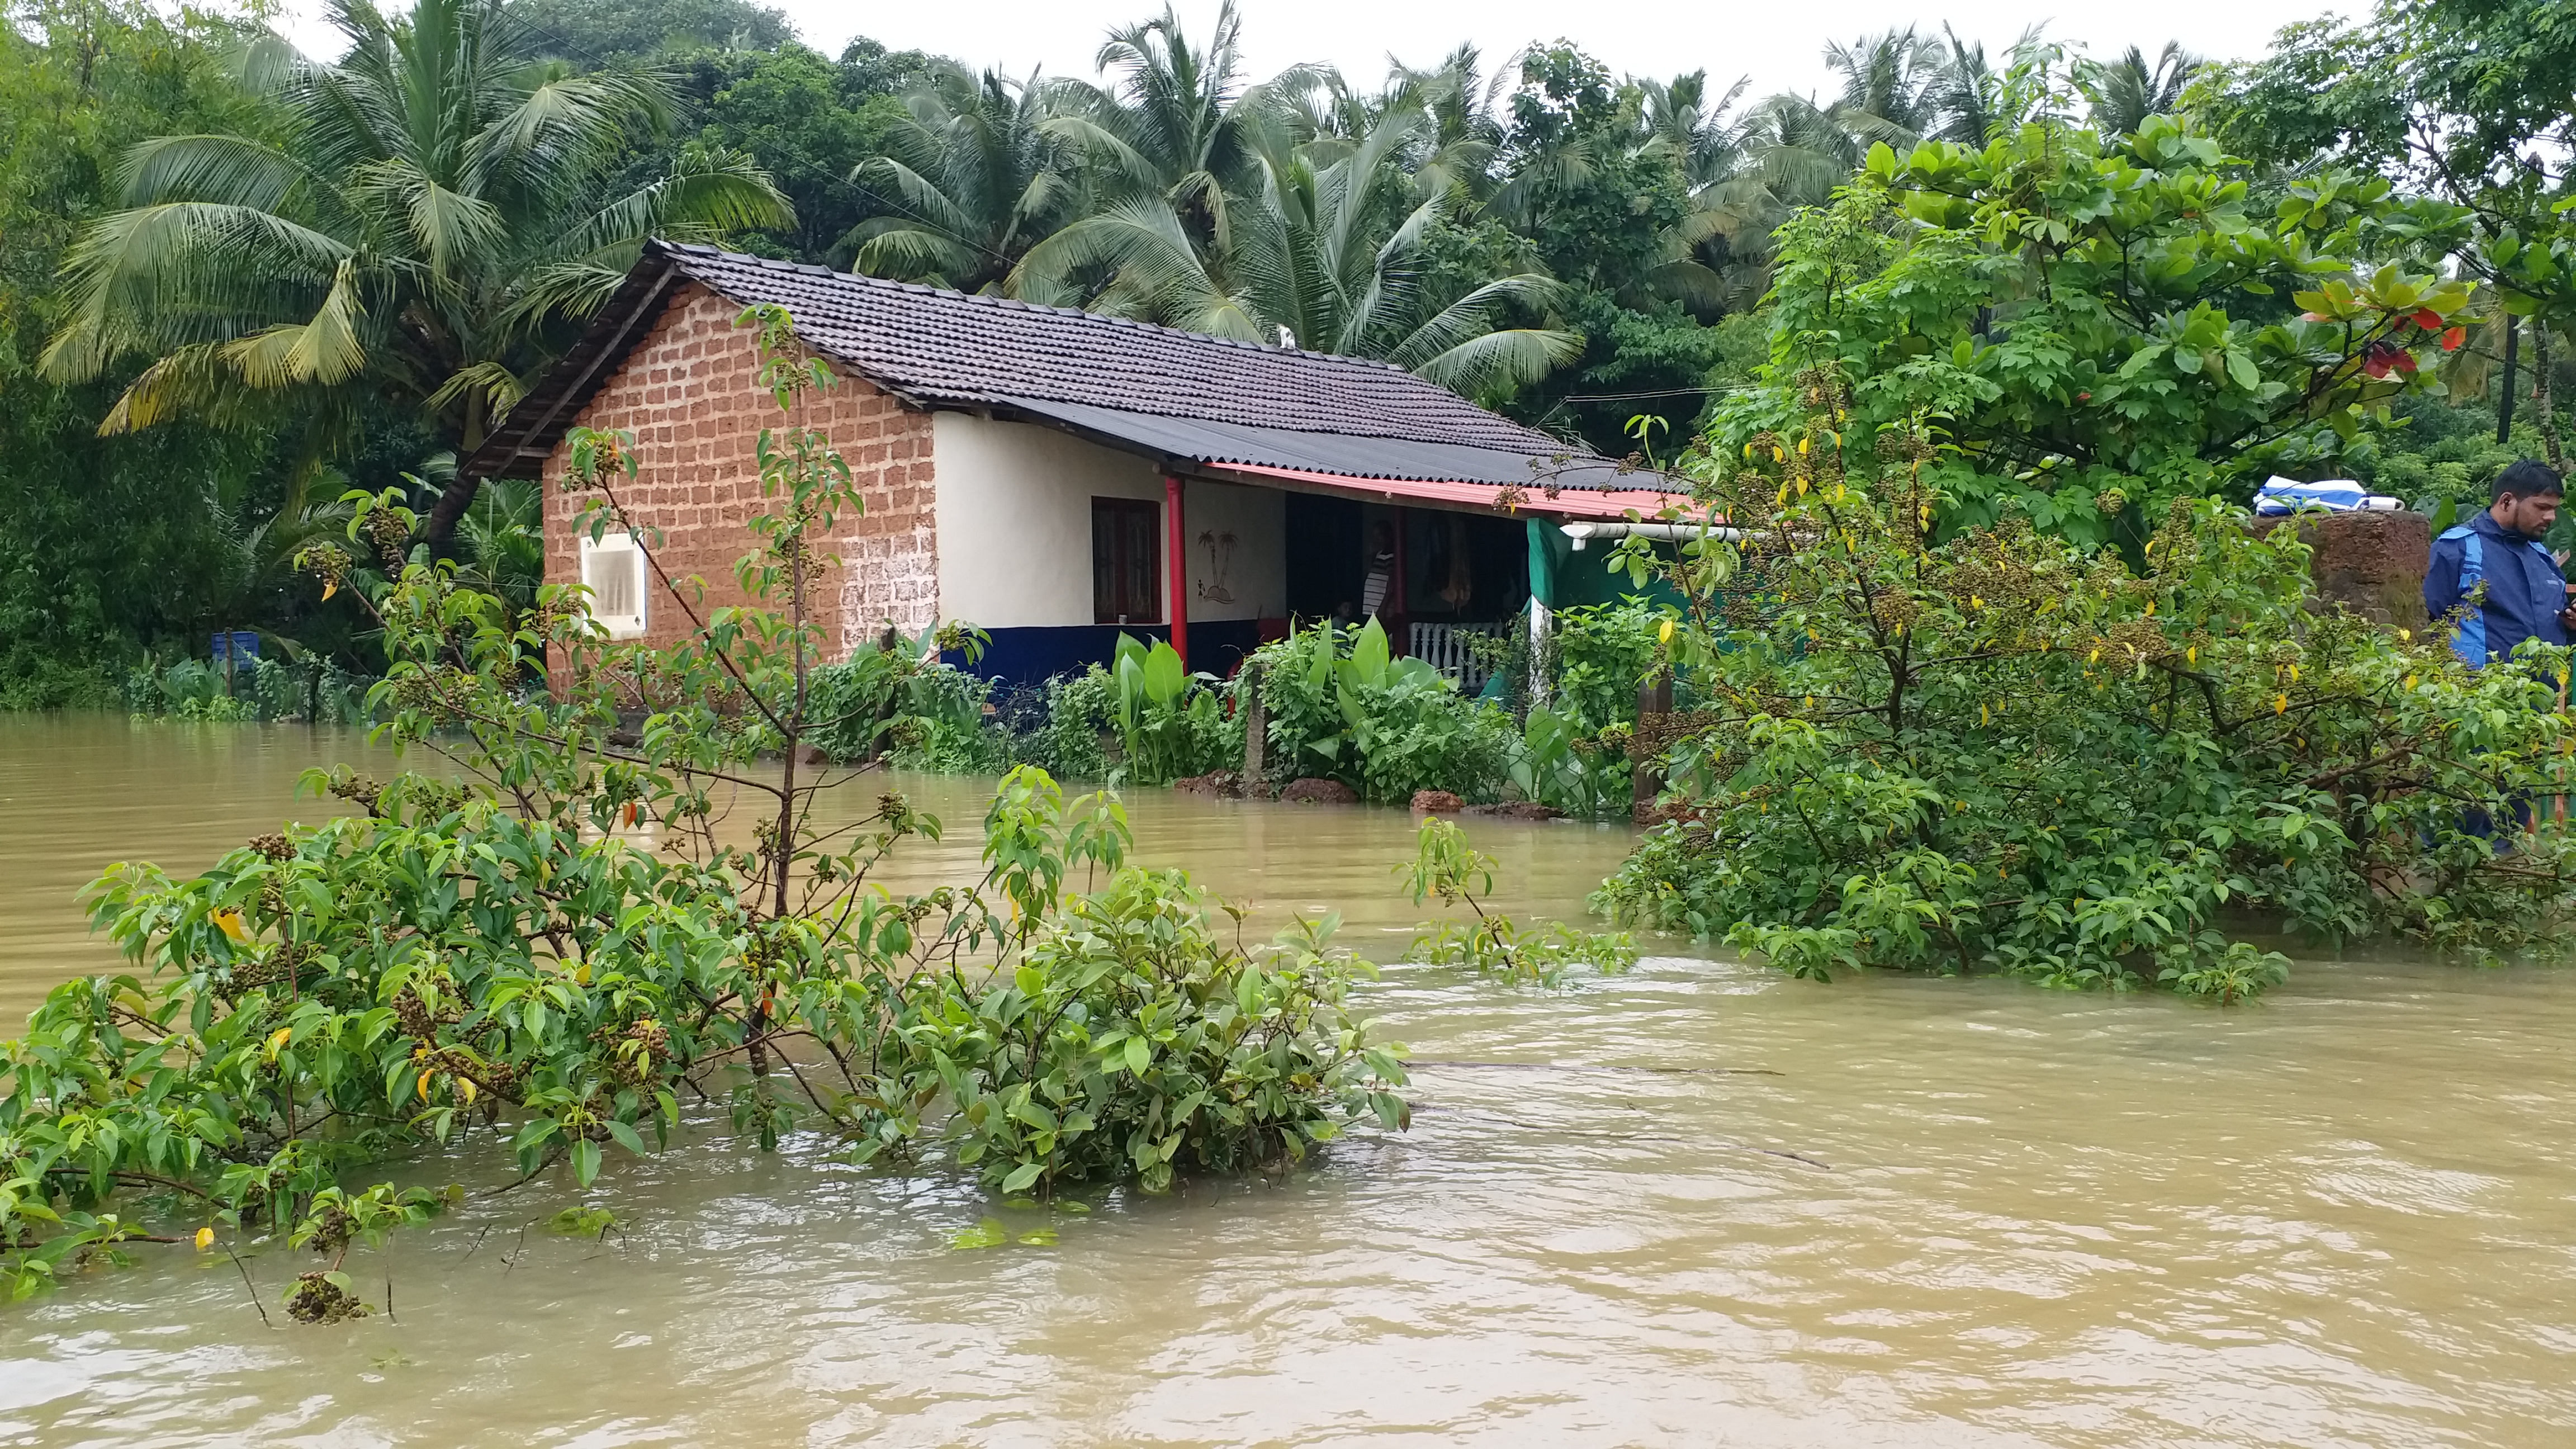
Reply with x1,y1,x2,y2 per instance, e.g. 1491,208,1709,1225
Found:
1408,621,1505,690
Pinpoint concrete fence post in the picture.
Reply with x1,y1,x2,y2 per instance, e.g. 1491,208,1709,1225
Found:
1632,673,1674,825
1240,661,1268,792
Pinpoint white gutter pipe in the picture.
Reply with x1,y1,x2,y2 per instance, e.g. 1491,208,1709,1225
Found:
1561,520,1742,550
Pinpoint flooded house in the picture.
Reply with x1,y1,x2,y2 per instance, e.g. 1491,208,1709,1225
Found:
460,240,1687,683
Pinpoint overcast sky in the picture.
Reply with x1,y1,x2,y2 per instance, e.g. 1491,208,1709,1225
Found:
267,0,2337,100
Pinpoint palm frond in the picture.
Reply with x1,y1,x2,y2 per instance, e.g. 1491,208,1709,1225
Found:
1407,326,1583,396
849,222,981,285
424,359,527,420
119,135,315,211
1383,273,1569,370
42,203,355,381
95,342,236,433
291,258,371,383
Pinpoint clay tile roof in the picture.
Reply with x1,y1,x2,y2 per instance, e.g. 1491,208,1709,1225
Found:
462,240,1613,486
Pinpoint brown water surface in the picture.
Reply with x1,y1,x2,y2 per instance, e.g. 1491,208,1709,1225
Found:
1,713,2571,1446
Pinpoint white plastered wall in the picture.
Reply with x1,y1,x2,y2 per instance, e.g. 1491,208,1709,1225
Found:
931,411,1284,629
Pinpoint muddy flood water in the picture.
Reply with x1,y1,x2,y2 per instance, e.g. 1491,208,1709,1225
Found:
2,713,2573,1447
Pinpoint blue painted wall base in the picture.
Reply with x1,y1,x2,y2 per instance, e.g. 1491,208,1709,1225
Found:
948,621,1267,686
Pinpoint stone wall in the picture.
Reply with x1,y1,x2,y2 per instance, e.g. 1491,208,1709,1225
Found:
540,282,940,661
2247,509,2431,629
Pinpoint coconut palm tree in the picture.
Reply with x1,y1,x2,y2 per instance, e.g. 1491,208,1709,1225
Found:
1629,70,1761,311
40,0,793,547
1010,102,1577,395
1046,3,1314,239
844,63,1083,293
2078,42,2201,139
1638,70,1750,187
1385,44,1512,205
1823,28,1946,151
1682,91,1862,300
1682,36,1929,298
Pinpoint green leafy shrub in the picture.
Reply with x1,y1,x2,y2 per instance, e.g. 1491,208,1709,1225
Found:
1595,368,2576,997
1549,600,1668,734
803,628,1005,773
886,660,1006,774
1031,667,1115,780
860,842,1409,1194
121,654,376,724
154,659,221,714
1251,619,1517,803
1107,634,1237,785
282,1184,446,1322
1509,705,1630,818
1715,119,2475,541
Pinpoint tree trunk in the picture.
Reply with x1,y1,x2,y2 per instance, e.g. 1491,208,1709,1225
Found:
2535,323,2563,470
420,388,490,552
420,474,483,553
2497,316,2519,445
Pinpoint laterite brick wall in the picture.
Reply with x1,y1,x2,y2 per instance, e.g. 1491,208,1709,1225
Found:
540,282,940,661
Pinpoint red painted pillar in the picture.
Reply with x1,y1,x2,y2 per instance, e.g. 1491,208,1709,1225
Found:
1164,473,1189,669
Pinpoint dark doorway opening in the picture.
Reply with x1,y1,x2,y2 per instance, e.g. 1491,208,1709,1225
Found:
1284,492,1362,622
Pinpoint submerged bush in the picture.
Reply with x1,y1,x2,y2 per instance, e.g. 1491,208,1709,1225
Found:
802,626,1003,771
1549,600,1671,736
1597,368,2576,997
2,761,1403,1290
1106,634,1238,786
1251,619,1518,803
1401,818,1637,986
863,855,1407,1193
121,654,375,724
1030,667,1116,781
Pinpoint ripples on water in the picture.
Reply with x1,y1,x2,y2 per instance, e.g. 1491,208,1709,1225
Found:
2,715,2571,1446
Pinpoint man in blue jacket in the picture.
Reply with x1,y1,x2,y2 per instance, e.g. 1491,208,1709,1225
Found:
2424,459,2574,839
2424,460,2576,668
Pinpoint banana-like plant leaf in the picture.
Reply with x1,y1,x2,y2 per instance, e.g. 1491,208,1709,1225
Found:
1349,618,1390,688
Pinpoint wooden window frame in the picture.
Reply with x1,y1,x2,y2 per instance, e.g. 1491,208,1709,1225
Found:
1092,496,1163,624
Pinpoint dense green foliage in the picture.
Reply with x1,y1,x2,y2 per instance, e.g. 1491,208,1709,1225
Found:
0,2,316,707
2204,0,2575,472
512,0,794,63
801,626,1006,770
1104,635,1238,786
795,610,1648,817
1249,619,1519,804
1598,370,2576,996
40,0,794,547
123,655,376,724
1715,119,2473,541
